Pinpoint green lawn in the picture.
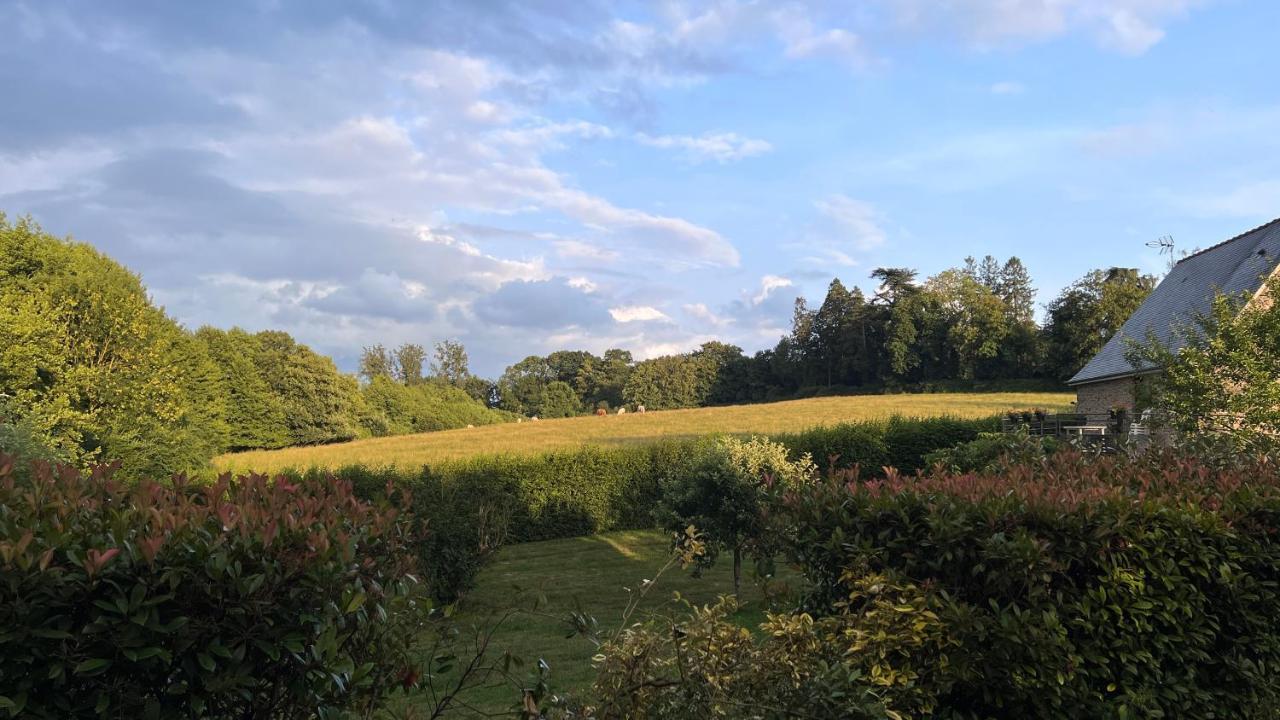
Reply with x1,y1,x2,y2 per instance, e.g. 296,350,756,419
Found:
412,529,794,715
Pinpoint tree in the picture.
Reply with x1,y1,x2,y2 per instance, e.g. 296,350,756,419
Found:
870,267,919,305
0,214,227,476
197,327,291,450
359,344,396,383
430,340,466,386
658,436,816,595
997,257,1036,324
538,380,580,418
254,330,363,445
1130,277,1280,456
925,269,1011,379
395,343,426,385
1044,268,1156,380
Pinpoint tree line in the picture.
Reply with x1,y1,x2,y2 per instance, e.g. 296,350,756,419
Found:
491,257,1156,414
2,212,1158,475
0,215,504,477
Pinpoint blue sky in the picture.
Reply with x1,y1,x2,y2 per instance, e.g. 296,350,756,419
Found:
2,1,1278,376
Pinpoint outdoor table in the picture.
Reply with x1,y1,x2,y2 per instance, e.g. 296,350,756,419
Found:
1063,425,1109,436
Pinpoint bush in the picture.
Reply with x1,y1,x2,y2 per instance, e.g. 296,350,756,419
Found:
579,572,955,719
922,427,1059,473
775,416,995,477
781,450,1280,718
0,455,425,719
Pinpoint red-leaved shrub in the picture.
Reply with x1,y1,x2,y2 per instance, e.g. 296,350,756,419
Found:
0,453,427,719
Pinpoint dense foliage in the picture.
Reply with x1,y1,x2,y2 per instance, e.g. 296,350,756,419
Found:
496,256,1150,416
0,215,228,477
0,454,426,719
0,216,511,473
657,436,816,594
581,573,954,719
776,450,1280,718
1131,275,1280,456
305,417,991,600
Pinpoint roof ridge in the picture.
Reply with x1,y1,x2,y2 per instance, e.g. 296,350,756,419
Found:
1175,215,1280,265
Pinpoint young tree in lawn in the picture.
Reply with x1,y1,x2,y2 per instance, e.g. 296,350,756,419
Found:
1129,276,1280,456
659,436,816,596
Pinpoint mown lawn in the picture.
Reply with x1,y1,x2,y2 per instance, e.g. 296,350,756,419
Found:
407,529,796,715
215,392,1072,473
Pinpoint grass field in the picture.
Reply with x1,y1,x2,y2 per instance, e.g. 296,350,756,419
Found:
215,392,1073,473
412,529,791,714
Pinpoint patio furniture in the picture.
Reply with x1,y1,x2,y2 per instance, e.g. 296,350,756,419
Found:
1064,424,1109,437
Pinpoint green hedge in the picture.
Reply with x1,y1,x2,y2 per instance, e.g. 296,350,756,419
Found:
0,455,422,719
308,416,993,600
782,450,1280,718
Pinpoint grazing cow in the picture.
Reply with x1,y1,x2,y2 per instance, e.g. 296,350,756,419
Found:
531,415,539,422
636,404,646,414
466,424,474,428
595,408,607,416
617,407,626,415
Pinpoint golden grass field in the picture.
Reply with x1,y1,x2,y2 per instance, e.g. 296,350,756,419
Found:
214,392,1073,474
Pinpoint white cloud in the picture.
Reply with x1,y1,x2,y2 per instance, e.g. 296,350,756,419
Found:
636,131,773,163
990,81,1024,95
610,305,671,323
815,194,888,249
891,0,1205,55
684,302,728,326
753,275,794,305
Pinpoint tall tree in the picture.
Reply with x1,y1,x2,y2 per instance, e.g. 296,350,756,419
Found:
926,269,1011,379
254,330,362,445
359,344,395,383
197,327,289,451
0,214,227,476
395,343,427,385
997,257,1036,323
1044,268,1157,380
432,338,468,384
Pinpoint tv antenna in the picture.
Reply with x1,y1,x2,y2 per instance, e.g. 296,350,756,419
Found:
1146,235,1175,258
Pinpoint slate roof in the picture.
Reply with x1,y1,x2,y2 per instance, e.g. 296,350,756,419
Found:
1069,217,1280,386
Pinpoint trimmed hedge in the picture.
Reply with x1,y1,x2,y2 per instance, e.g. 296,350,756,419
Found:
0,455,424,719
781,450,1280,718
309,416,993,600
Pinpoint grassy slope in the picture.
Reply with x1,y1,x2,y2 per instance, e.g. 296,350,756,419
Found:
417,529,789,714
215,392,1072,473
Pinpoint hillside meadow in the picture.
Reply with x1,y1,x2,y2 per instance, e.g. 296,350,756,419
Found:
214,391,1073,473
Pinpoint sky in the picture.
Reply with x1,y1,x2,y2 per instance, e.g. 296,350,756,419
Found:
2,1,1278,377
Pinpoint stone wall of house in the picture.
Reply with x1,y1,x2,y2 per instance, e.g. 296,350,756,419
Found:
1074,377,1137,426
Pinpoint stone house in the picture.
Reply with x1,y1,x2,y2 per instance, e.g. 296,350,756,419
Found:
1069,217,1280,425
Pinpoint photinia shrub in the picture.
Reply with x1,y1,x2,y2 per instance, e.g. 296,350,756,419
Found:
781,449,1280,718
0,453,428,719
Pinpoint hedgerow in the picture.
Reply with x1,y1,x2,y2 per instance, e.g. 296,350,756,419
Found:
0,454,426,719
307,417,993,600
780,449,1280,718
